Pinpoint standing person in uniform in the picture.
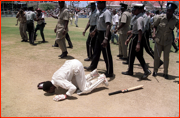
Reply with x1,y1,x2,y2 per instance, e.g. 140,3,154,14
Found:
84,1,114,77
37,59,108,101
152,2,179,79
50,1,69,58
114,3,131,61
83,1,98,61
34,8,46,43
25,7,37,45
111,9,119,44
142,6,164,68
122,4,151,79
16,8,28,42
74,11,79,27
51,8,73,49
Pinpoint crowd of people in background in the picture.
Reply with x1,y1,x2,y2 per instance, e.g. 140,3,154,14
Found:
14,1,179,101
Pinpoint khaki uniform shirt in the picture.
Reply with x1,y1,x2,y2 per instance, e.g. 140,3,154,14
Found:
57,6,69,32
17,12,26,23
132,13,144,34
154,14,179,46
97,8,112,31
118,11,131,34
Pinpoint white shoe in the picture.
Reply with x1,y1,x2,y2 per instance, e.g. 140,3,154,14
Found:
98,74,109,86
86,69,99,81
91,69,99,78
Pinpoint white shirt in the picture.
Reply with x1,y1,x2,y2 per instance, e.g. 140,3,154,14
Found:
25,11,36,21
51,59,86,96
112,14,119,25
37,13,45,25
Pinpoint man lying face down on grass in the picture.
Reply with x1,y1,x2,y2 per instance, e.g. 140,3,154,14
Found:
37,59,108,101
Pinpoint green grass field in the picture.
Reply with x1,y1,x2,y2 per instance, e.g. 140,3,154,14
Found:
1,17,179,117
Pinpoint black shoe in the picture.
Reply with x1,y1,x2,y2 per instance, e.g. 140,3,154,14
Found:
52,45,58,47
21,40,27,42
59,51,68,58
152,71,157,77
158,60,163,68
163,74,169,79
84,58,92,61
84,66,94,71
119,57,127,60
122,71,133,75
41,41,46,43
76,26,78,27
141,69,151,79
117,55,123,57
105,73,114,77
67,46,73,48
122,61,129,65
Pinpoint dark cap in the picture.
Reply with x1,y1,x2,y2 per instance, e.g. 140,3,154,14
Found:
58,1,65,4
28,7,33,10
96,1,106,4
166,2,177,10
120,3,128,9
88,1,96,7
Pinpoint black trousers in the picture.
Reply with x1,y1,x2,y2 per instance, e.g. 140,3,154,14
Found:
54,33,73,47
128,34,148,72
143,30,154,59
26,21,34,44
34,23,45,41
86,26,97,58
90,31,113,75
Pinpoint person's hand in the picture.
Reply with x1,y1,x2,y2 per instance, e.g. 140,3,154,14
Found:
54,28,57,33
175,38,179,43
127,31,132,35
152,33,156,40
114,29,117,34
83,31,86,36
125,39,130,45
90,31,96,38
101,39,108,48
53,94,67,101
136,43,140,52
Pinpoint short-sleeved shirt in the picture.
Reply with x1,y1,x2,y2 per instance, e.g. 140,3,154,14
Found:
132,13,144,34
56,6,69,32
37,13,45,25
154,14,179,46
89,9,99,26
17,12,27,23
142,13,150,31
118,11,131,34
112,14,119,25
97,8,112,31
25,11,36,22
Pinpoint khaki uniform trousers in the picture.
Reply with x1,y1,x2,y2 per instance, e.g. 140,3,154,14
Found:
118,33,128,58
55,31,67,53
154,43,171,74
19,22,28,40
